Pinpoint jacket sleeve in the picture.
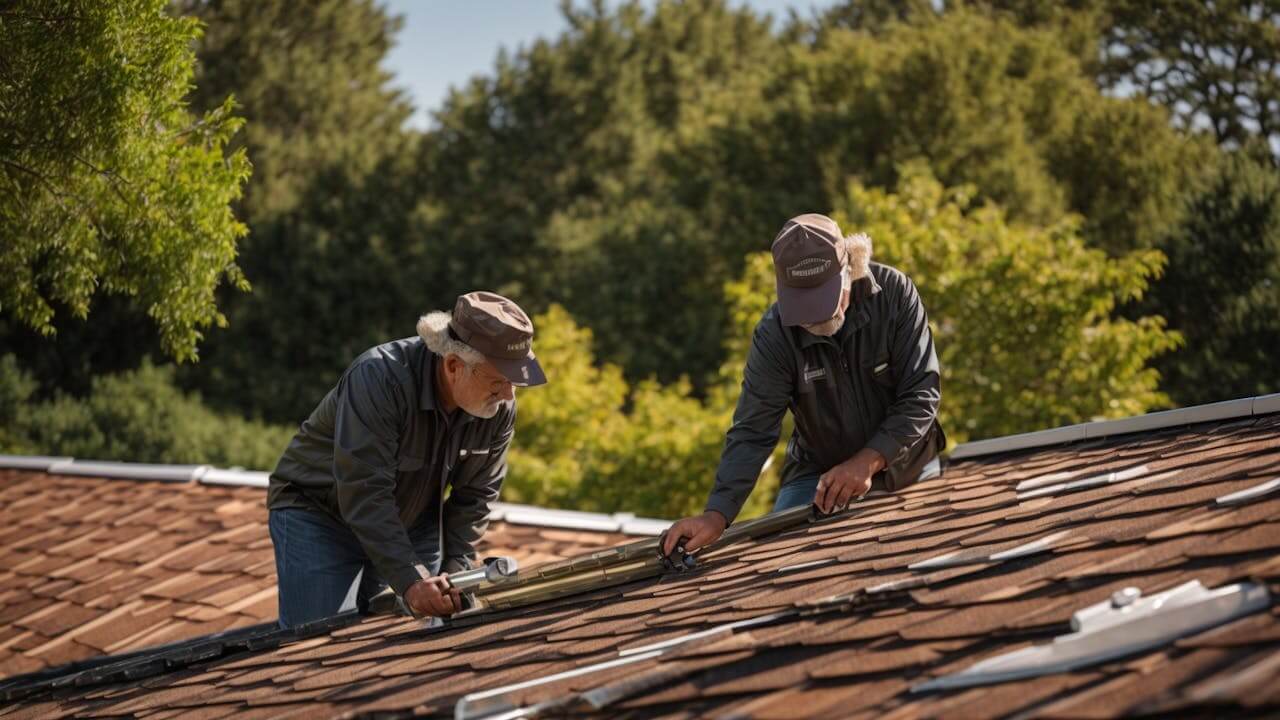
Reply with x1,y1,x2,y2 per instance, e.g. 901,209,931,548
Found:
441,403,514,573
864,273,942,467
706,316,794,525
332,361,430,596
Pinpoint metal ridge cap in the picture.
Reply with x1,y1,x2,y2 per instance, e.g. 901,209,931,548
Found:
487,502,670,535
0,455,73,471
47,459,209,483
950,393,1280,462
196,467,271,488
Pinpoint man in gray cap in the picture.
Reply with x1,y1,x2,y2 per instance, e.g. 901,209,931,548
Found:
267,291,547,627
663,214,944,556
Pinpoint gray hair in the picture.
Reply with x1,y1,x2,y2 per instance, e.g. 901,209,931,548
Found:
845,232,872,280
417,311,484,366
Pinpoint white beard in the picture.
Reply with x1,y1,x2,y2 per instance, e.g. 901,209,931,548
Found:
802,310,845,337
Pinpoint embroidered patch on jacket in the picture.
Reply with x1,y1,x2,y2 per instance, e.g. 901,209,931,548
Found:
803,365,827,383
459,448,491,458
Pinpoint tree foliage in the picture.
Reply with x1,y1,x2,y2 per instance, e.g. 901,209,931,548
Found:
1136,147,1280,405
0,0,250,360
0,355,293,469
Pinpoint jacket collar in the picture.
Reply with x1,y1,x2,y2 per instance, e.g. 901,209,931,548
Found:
418,343,439,412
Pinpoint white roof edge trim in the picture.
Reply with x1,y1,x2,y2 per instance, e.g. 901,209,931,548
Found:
951,393,1280,461
48,460,208,483
488,502,668,536
912,579,1273,693
197,467,271,488
0,455,73,471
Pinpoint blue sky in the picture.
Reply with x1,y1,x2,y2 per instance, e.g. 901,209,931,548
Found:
380,1,839,128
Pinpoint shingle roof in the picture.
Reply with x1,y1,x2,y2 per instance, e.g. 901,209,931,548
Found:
0,469,651,679
3,409,1279,718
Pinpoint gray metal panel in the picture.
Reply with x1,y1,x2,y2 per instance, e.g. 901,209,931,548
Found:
1253,393,1280,416
196,468,271,488
1082,398,1255,440
0,455,73,471
948,424,1087,460
47,460,206,483
950,395,1269,462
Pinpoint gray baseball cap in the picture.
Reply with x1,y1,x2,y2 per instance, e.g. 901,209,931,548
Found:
771,214,849,326
449,292,547,387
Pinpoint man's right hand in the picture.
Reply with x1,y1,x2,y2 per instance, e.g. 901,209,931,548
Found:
404,575,462,617
661,510,728,555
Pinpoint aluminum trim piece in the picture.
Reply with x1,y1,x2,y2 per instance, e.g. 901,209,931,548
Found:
47,460,208,483
1214,477,1280,507
196,468,270,488
949,424,1087,460
1016,465,1149,500
1254,392,1280,415
0,455,72,471
912,580,1273,693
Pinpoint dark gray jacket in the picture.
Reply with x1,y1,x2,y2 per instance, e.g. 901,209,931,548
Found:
707,262,944,524
267,337,514,596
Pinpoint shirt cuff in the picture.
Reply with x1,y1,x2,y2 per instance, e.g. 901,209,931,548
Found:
704,494,741,527
866,432,903,468
390,562,431,597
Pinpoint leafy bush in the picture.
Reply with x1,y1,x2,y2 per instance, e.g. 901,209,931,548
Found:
3,357,293,470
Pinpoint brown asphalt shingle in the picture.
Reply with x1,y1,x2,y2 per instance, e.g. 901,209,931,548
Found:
0,470,641,677
3,413,1280,718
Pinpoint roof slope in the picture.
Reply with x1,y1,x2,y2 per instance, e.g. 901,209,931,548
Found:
3,413,1279,718
0,470,645,678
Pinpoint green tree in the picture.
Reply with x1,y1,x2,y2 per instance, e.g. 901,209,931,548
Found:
174,0,413,224
171,0,423,421
3,356,294,469
0,0,251,360
1137,147,1280,405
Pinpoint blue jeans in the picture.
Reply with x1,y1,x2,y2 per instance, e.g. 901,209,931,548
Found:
773,456,942,512
268,507,440,629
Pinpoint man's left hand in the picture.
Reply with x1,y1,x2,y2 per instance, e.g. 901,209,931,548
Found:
814,448,886,514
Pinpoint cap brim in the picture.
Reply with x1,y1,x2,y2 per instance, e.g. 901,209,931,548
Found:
776,270,844,326
490,352,547,387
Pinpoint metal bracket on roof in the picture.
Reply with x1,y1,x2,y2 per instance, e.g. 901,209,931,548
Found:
912,579,1273,693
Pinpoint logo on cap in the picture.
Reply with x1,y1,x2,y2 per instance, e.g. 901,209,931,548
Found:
507,340,530,352
788,258,831,279
521,366,530,380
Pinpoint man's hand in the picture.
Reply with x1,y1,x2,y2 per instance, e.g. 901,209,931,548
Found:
404,575,463,618
814,448,885,514
661,510,728,555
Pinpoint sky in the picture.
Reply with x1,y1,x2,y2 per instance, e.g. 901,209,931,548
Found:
380,1,839,129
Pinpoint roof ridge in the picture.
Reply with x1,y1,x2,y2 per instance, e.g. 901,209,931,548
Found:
0,456,670,535
950,392,1280,461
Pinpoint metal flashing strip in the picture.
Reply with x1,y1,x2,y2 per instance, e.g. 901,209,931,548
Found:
949,424,1087,461
909,530,1073,571
950,392,1280,461
0,455,73,471
1255,392,1280,415
196,467,271,488
457,612,793,719
1215,477,1280,507
1016,465,1150,500
47,460,208,483
468,503,671,536
912,580,1273,693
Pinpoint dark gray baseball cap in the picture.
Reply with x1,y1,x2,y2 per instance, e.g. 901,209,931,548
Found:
771,213,849,326
449,292,547,387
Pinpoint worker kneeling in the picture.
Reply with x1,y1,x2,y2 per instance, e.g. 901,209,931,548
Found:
267,292,547,627
664,214,945,557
